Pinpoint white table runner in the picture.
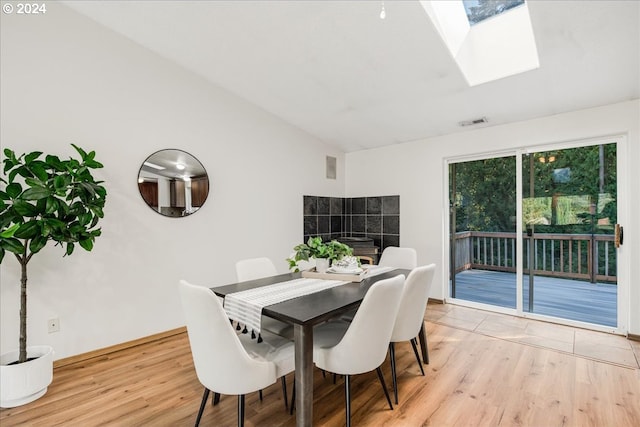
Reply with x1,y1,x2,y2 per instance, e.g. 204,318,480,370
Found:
224,278,348,334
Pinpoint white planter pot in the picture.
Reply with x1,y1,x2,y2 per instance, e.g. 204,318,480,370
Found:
316,258,330,273
0,345,54,408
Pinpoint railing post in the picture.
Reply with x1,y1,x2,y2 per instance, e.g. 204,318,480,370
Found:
590,234,597,284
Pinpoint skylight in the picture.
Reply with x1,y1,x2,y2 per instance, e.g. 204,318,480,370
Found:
421,0,539,86
463,0,525,26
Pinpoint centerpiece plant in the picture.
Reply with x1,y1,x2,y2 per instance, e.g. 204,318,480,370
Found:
287,236,353,272
0,144,107,364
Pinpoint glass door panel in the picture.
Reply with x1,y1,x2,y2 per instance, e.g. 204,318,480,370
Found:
522,144,617,327
449,156,517,309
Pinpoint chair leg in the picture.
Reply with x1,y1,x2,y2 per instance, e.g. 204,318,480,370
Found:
238,394,245,427
344,374,351,427
259,389,263,401
410,338,425,376
376,367,393,411
195,388,210,427
212,392,221,406
389,343,399,404
281,376,289,410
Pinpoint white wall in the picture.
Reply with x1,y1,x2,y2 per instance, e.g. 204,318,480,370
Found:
346,100,640,335
0,4,344,359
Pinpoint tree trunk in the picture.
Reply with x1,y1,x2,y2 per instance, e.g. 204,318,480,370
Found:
19,258,27,363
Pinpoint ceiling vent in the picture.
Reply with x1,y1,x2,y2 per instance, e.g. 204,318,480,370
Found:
458,117,488,127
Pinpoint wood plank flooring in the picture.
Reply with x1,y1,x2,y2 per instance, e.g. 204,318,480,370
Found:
2,305,639,426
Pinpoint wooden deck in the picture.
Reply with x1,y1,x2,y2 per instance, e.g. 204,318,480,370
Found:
452,269,617,327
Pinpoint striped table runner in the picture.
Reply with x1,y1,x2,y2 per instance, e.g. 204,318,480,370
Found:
224,278,348,335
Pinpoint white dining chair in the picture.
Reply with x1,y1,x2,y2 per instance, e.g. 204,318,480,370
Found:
312,274,406,427
178,280,295,427
389,263,436,404
235,257,294,340
378,246,418,270
340,246,417,323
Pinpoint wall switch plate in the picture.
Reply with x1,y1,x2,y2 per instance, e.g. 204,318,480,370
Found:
48,317,60,333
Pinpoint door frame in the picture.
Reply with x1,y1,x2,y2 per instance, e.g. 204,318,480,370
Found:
443,134,628,335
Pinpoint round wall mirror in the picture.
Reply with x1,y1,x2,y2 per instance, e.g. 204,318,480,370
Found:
138,149,209,217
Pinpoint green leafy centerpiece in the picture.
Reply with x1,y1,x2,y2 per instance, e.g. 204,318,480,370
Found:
288,236,353,273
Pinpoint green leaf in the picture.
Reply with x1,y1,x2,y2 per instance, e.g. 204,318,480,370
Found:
29,234,47,254
54,175,67,190
45,155,65,171
13,201,40,216
14,221,40,239
85,160,104,169
65,242,75,256
71,144,87,160
24,151,43,163
29,162,49,181
0,247,4,264
21,187,51,200
0,237,25,254
45,196,58,214
79,238,93,251
0,223,20,238
6,183,22,198
25,177,46,188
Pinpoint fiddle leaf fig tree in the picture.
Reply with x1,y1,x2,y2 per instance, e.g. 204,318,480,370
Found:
0,144,107,364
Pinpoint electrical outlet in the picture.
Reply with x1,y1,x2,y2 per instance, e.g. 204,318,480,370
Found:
48,317,60,333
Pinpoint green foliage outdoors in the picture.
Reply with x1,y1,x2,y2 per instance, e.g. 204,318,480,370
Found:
0,144,107,364
451,144,617,234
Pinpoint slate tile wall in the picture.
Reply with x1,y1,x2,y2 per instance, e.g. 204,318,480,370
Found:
303,195,400,251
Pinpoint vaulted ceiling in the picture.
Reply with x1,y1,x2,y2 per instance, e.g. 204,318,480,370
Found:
63,1,639,152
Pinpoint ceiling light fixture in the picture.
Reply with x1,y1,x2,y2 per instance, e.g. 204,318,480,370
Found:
380,1,386,20
176,163,185,170
143,161,165,170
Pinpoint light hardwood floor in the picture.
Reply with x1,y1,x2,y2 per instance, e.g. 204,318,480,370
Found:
2,304,639,426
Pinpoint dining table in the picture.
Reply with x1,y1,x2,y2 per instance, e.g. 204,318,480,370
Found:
212,267,427,427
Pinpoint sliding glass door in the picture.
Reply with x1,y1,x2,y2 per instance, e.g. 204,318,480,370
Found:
522,144,618,326
448,141,620,329
449,155,517,310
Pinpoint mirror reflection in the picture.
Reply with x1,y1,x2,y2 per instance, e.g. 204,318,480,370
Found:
138,149,209,217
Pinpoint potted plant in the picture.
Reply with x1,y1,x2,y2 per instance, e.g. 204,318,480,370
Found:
0,144,107,408
287,236,353,273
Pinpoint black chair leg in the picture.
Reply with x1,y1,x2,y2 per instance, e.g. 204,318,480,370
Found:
389,343,399,404
238,394,245,427
212,392,220,406
376,367,393,411
344,374,351,427
195,388,210,427
410,338,425,376
259,389,263,401
281,376,289,410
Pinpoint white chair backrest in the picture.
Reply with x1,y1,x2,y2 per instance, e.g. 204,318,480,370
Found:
327,274,405,374
235,257,278,282
391,264,436,342
378,247,417,270
178,280,275,395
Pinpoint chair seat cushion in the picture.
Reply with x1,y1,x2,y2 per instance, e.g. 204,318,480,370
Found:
241,330,295,378
262,317,294,340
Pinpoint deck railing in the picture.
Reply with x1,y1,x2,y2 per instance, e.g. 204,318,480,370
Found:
452,231,617,283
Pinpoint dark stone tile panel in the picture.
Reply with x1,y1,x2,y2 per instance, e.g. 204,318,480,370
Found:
382,195,400,215
331,216,342,233
318,197,330,215
352,197,366,214
330,197,342,215
366,216,382,234
352,215,366,233
304,216,317,236
318,216,330,234
304,196,317,215
367,197,382,214
383,215,400,235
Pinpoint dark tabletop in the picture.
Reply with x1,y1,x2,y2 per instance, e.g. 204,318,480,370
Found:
212,269,409,326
